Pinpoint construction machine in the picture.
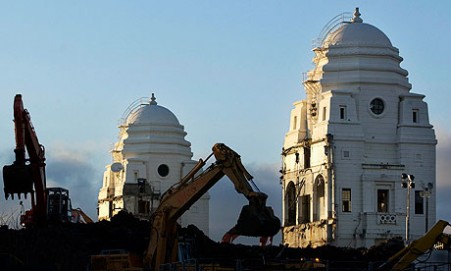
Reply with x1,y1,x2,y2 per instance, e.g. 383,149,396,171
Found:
378,220,451,270
2,94,77,226
144,143,281,270
72,207,94,224
19,187,74,226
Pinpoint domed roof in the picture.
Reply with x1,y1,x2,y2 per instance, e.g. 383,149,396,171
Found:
323,8,392,47
125,94,180,126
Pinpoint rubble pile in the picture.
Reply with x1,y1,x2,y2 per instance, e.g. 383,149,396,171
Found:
180,224,404,269
0,212,149,270
0,212,404,270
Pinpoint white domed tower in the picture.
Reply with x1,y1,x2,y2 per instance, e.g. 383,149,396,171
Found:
98,94,209,234
281,9,436,248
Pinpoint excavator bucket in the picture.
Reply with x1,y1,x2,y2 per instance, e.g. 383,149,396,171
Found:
227,204,281,237
3,164,34,199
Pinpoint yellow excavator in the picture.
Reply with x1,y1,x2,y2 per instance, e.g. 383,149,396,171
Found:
378,220,451,270
144,143,281,270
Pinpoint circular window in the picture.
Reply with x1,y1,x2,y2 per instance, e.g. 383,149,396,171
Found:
157,164,169,177
370,98,385,115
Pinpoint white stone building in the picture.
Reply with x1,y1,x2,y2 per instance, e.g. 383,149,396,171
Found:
281,9,436,248
98,94,209,234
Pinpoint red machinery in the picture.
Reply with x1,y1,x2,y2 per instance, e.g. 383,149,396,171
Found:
3,94,48,225
3,94,78,226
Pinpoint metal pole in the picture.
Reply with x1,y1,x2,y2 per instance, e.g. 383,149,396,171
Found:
405,184,410,243
401,174,414,244
425,197,429,232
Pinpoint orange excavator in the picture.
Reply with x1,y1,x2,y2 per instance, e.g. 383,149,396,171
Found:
144,143,281,270
3,94,78,226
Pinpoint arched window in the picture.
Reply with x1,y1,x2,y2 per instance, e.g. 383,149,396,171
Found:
286,181,296,226
313,175,325,221
299,178,310,223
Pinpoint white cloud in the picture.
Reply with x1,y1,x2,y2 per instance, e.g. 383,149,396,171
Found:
45,146,103,220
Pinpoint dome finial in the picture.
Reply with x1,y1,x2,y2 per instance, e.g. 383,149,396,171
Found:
351,7,363,23
150,93,157,105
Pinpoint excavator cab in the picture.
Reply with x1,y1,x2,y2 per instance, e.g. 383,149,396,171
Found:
47,187,72,223
18,187,73,227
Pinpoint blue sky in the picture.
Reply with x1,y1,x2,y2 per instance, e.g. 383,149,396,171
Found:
0,1,450,244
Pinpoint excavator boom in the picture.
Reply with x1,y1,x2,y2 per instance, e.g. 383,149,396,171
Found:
3,95,79,227
144,143,281,270
3,94,47,224
72,208,94,224
378,220,451,270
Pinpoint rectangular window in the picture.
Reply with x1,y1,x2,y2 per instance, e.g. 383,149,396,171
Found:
342,188,352,212
412,109,419,123
377,189,389,212
303,147,311,169
415,191,424,214
300,195,311,223
342,150,350,158
134,171,138,182
339,106,347,120
138,200,150,214
322,107,327,121
293,116,297,130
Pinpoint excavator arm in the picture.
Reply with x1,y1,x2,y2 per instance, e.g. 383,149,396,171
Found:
378,220,451,270
72,208,94,224
3,94,47,225
144,143,281,270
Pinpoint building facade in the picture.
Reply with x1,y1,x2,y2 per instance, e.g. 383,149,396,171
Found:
98,94,209,234
281,9,436,248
